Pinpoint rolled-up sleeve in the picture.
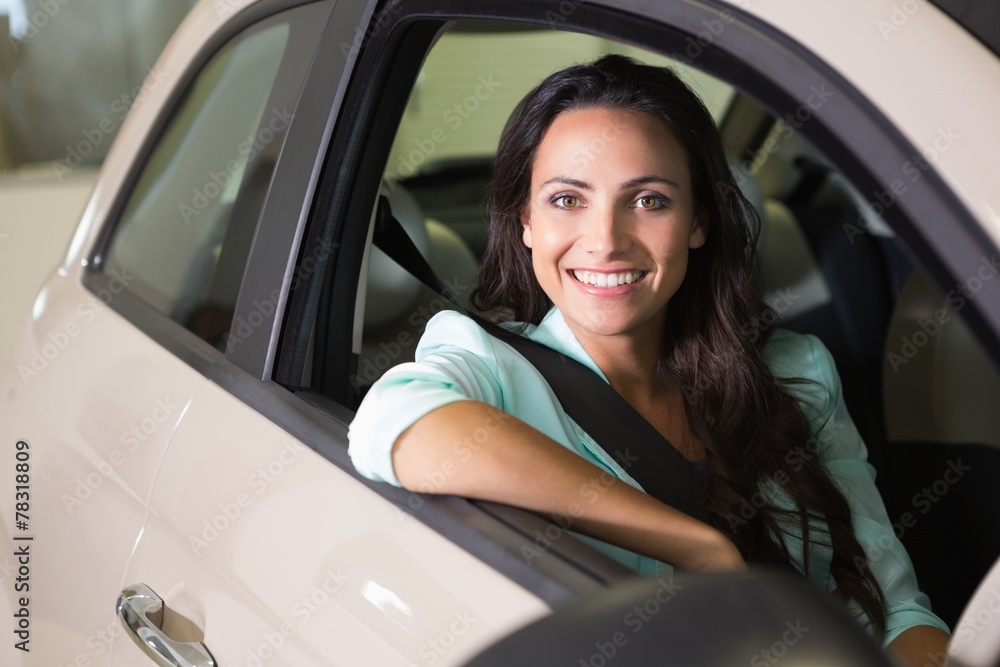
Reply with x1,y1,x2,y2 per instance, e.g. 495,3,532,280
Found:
771,331,951,645
348,311,505,487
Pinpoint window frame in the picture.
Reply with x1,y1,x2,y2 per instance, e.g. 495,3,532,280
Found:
81,0,337,374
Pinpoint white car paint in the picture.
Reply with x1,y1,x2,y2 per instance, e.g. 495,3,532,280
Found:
0,166,98,372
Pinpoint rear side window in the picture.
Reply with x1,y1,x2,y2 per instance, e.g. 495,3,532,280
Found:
102,4,326,350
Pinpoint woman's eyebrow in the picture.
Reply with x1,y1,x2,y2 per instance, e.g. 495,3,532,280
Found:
623,175,680,190
538,176,591,190
538,175,680,191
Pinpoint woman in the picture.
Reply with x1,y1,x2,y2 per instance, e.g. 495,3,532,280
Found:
349,55,950,665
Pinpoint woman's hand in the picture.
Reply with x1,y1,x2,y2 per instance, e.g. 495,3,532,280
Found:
393,400,746,571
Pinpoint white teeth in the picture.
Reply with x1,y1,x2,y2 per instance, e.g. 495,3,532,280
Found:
572,270,644,287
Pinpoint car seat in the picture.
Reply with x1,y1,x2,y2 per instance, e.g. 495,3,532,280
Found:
353,182,479,394
752,124,904,482
881,271,1000,627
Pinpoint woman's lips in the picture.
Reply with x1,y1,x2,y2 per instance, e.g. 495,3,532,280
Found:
570,269,647,288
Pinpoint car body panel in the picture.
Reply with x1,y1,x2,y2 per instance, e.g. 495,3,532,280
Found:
0,267,205,665
110,380,548,666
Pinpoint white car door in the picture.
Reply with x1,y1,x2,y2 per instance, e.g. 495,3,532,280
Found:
101,1,554,665
113,382,549,666
0,264,205,667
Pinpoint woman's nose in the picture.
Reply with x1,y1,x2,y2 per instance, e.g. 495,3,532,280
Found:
579,207,631,257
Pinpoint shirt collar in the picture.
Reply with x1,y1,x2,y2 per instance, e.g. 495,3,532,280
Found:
523,307,610,383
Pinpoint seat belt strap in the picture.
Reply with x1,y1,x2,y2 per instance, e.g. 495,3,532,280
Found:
372,195,706,519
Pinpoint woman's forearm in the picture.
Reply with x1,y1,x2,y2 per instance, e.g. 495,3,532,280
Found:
392,400,743,571
886,625,950,667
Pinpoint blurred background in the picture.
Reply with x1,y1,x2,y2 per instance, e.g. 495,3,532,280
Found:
0,0,195,368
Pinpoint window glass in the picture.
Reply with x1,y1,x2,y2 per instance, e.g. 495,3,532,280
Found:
103,8,320,350
385,28,734,184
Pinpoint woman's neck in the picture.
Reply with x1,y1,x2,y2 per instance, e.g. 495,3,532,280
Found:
570,322,667,402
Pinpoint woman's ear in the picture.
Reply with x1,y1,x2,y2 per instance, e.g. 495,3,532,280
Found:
689,207,709,249
521,211,533,249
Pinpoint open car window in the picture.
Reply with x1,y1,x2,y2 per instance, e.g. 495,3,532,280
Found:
277,7,1000,630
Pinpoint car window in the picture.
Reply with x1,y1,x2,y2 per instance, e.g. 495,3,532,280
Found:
281,7,1000,626
384,29,733,185
101,5,324,351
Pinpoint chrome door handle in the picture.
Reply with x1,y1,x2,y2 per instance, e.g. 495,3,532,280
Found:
117,583,216,667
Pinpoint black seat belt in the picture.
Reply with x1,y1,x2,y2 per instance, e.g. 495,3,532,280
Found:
371,196,706,519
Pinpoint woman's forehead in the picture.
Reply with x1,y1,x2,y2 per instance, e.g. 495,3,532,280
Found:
531,107,692,190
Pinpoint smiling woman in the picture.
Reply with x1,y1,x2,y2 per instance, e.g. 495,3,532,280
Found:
347,54,953,665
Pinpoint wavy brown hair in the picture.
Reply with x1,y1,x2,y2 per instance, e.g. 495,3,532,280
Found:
472,54,887,637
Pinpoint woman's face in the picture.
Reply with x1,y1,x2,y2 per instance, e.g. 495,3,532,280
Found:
521,107,707,347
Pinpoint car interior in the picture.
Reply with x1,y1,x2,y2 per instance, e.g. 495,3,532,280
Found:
330,21,1000,630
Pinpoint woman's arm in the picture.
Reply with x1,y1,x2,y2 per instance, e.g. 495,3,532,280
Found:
772,333,951,646
392,399,745,571
886,625,951,667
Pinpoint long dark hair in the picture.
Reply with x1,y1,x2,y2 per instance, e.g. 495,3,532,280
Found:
473,55,887,637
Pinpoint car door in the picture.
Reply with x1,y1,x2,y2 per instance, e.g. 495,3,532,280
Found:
103,2,563,665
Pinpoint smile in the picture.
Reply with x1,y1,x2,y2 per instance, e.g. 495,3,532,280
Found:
571,270,647,288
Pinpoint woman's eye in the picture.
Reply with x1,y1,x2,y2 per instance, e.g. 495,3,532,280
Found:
553,195,580,209
635,195,666,210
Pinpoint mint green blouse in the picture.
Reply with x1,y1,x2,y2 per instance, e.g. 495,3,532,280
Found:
348,307,949,645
